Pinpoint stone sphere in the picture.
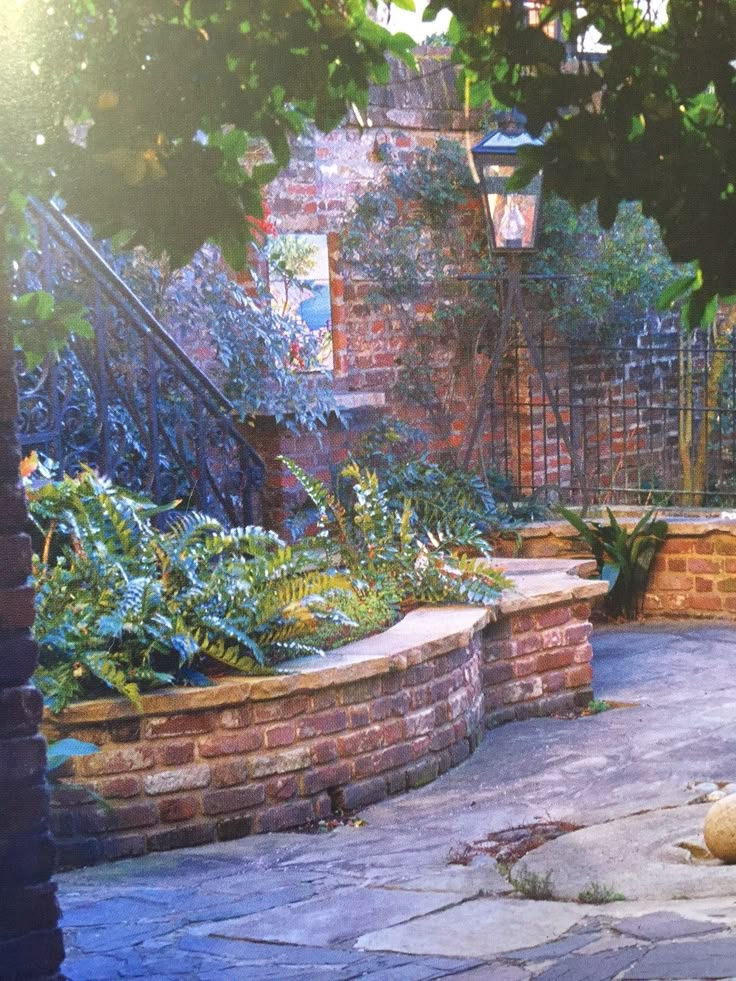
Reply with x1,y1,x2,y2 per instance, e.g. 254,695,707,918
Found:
704,796,736,863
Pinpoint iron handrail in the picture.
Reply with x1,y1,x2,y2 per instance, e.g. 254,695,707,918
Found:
26,197,266,488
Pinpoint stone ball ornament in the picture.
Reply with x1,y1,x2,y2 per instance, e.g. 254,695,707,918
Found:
704,796,736,863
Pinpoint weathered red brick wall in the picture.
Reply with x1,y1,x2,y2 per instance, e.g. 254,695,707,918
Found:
247,50,497,524
645,528,736,616
495,517,736,619
44,589,597,869
250,87,688,524
46,633,485,869
482,601,594,727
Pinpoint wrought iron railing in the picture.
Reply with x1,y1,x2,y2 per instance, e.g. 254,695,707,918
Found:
18,198,265,525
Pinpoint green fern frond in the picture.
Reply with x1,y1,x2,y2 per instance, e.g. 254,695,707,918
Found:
195,630,267,671
254,571,352,624
281,456,350,542
257,617,316,645
83,652,143,708
166,512,223,552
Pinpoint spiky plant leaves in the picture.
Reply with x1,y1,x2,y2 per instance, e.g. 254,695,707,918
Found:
286,460,509,613
557,507,668,619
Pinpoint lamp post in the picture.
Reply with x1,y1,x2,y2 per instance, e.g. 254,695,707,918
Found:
464,114,589,506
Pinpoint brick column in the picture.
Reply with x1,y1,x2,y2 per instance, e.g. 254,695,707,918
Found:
0,222,65,978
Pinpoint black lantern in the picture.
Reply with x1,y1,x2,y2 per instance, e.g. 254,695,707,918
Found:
472,115,544,254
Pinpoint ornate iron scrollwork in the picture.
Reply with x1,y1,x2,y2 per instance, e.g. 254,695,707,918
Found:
18,200,265,526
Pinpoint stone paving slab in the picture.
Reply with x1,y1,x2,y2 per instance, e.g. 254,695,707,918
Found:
516,804,736,901
58,624,736,980
356,898,590,959
614,911,725,941
200,885,458,946
622,938,736,979
534,946,646,981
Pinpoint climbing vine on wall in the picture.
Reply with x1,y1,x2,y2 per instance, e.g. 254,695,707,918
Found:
342,137,500,454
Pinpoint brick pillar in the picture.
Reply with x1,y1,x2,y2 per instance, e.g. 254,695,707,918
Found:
0,222,65,978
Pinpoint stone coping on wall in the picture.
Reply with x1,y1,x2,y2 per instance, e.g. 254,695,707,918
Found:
44,558,606,731
510,515,736,541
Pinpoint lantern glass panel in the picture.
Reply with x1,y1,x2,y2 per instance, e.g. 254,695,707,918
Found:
480,160,542,251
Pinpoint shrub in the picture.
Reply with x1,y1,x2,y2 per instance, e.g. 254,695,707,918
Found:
348,418,502,537
558,506,667,619
286,420,523,546
305,589,399,651
358,456,501,538
30,470,351,711
114,242,336,433
283,457,510,611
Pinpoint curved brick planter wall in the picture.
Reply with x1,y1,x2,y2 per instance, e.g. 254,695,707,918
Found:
44,560,605,869
495,516,736,619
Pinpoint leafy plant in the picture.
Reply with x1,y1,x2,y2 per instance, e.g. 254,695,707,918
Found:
12,291,93,370
283,457,510,612
112,241,336,433
558,506,668,619
47,738,100,780
509,869,555,901
312,418,509,542
305,589,399,651
30,470,352,711
353,456,501,538
577,882,626,905
342,139,500,450
586,699,612,716
443,0,736,324
483,467,554,525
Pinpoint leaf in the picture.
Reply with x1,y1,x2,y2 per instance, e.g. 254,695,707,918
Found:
47,738,100,772
656,274,698,311
601,563,620,591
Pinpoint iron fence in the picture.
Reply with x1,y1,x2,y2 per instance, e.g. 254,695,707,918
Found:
483,329,736,508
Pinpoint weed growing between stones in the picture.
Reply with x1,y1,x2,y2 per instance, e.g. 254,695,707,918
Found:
509,869,555,900
585,699,612,715
577,882,626,904
447,843,475,866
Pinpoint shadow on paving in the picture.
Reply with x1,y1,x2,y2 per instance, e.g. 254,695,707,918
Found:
58,622,736,980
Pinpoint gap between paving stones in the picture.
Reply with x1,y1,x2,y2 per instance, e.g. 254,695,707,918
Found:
56,622,736,980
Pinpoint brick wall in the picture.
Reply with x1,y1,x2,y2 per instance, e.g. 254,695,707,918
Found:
645,527,736,617
43,579,601,870
496,516,736,620
482,601,594,728
0,400,64,971
246,54,692,524
244,50,498,526
45,618,486,870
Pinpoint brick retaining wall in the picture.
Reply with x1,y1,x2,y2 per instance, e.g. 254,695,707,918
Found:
44,561,605,869
483,601,594,729
495,516,736,619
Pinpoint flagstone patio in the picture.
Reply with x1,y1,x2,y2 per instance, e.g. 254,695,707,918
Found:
57,621,736,980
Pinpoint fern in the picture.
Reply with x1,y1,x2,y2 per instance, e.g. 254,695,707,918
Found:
32,463,509,714
31,471,355,711
83,652,144,708
195,632,268,673
280,456,351,546
287,462,510,616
